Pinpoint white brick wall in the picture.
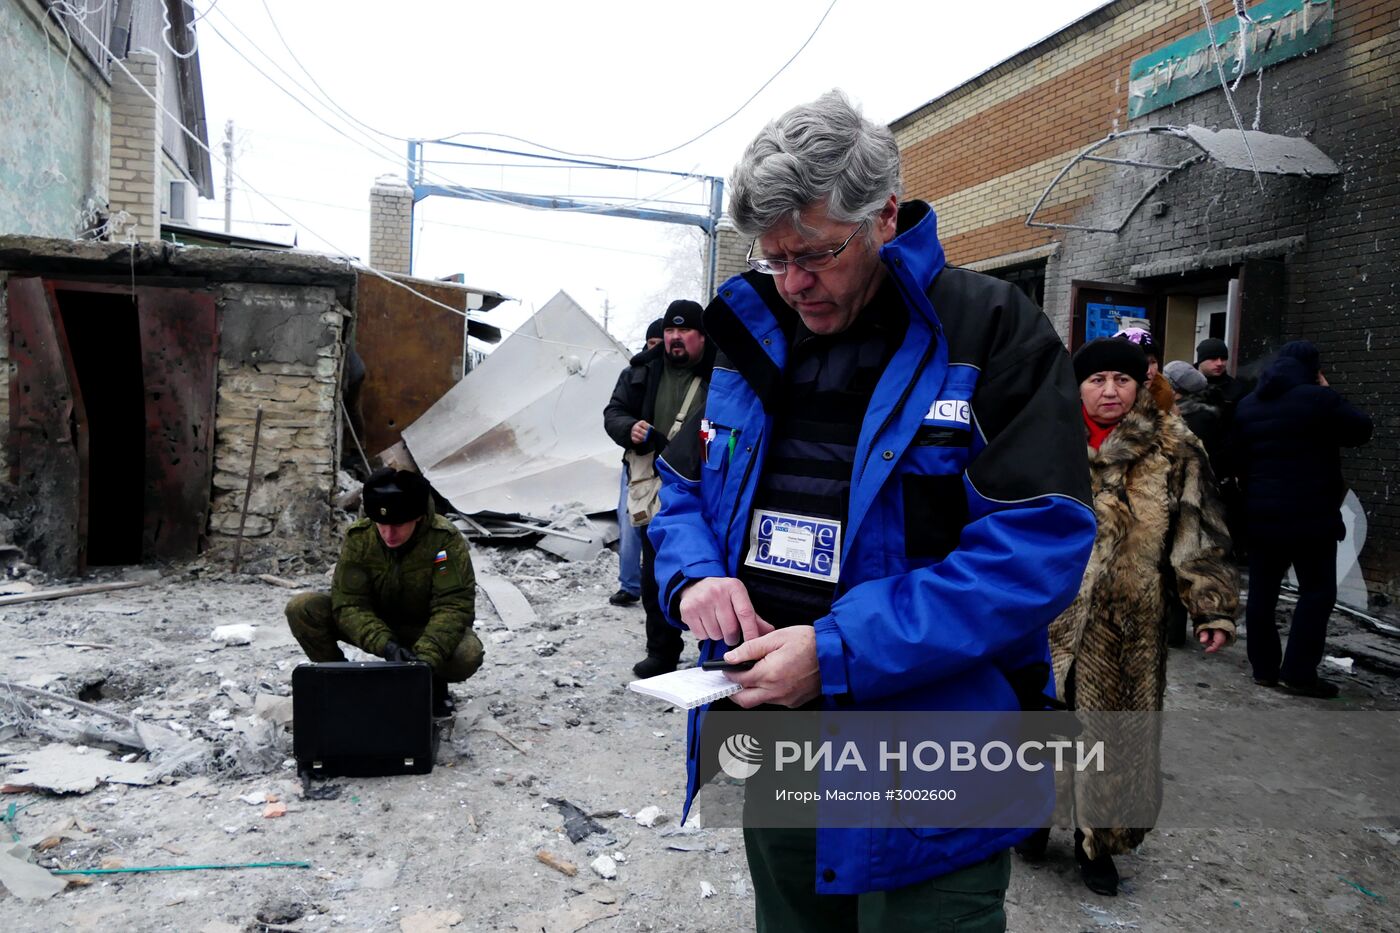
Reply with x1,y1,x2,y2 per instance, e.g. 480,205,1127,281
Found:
108,51,163,243
369,177,413,274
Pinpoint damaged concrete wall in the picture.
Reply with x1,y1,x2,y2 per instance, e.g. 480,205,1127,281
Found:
209,283,348,560
0,0,112,239
0,273,8,479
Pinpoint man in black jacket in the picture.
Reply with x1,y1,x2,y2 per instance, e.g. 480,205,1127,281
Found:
603,300,715,677
609,319,667,608
1233,341,1372,698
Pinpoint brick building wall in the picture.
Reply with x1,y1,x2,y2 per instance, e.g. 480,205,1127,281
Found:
891,0,1400,597
108,50,163,243
369,176,413,274
0,238,355,573
208,283,348,561
714,221,750,288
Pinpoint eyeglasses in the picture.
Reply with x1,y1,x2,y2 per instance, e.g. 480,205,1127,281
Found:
745,221,867,275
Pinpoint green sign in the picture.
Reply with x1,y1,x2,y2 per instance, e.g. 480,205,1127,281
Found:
1129,0,1334,119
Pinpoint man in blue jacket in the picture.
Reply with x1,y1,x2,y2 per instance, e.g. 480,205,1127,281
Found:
648,90,1096,931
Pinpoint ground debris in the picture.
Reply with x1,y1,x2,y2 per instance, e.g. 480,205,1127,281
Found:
588,854,617,880
633,805,665,828
508,890,621,932
0,841,65,899
0,743,158,793
400,910,464,932
547,797,607,843
536,849,578,877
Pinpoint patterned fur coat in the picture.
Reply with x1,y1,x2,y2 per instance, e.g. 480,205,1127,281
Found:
1050,386,1239,858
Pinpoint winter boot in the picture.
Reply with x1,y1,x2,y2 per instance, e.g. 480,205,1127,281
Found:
1075,829,1118,896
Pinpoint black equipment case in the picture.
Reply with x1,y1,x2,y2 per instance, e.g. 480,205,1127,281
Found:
292,662,435,777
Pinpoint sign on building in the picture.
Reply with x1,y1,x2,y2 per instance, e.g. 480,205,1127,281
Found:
1129,0,1334,119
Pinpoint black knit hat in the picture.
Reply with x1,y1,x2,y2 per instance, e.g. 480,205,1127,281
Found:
1195,337,1229,363
1277,339,1320,376
1073,338,1149,385
362,468,429,524
645,317,665,341
663,299,704,333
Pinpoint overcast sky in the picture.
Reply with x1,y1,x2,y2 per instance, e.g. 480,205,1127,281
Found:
191,0,1110,347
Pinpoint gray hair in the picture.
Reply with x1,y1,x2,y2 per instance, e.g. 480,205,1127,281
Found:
728,89,903,238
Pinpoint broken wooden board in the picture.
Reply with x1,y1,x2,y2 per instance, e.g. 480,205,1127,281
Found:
475,574,538,630
1,744,158,793
0,580,146,607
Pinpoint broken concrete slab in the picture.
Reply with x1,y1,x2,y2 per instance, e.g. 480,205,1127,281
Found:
253,693,295,725
509,892,621,933
476,574,538,630
0,842,65,900
1,744,158,793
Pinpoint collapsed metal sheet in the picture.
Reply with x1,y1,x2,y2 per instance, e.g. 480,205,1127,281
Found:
401,291,629,517
1183,125,1340,176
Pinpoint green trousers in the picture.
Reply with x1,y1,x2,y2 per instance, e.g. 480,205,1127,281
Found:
744,827,1010,932
284,591,484,682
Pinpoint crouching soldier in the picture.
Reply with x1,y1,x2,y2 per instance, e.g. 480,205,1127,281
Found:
285,468,483,717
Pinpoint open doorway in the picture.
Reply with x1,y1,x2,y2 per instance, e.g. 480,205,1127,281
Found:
7,277,220,576
54,289,147,565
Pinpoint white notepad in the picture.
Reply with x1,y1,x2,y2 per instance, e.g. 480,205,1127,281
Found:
628,666,742,709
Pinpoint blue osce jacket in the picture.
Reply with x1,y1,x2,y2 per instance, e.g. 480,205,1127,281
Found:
648,201,1096,894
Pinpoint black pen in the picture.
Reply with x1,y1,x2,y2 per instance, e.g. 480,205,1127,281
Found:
701,659,756,672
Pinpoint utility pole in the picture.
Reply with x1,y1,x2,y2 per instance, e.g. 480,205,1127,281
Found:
595,288,611,336
222,120,234,233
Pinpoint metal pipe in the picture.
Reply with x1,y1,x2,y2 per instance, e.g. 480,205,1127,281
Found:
231,408,264,575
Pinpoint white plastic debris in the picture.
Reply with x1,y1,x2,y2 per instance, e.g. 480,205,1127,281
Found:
1324,655,1355,673
634,805,664,827
590,855,617,880
210,624,255,646
239,791,269,806
700,881,716,899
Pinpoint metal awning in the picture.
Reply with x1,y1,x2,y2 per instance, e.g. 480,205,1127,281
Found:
1026,125,1339,234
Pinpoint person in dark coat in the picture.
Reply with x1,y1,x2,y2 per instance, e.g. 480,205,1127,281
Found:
1164,360,1227,476
603,301,716,677
1195,337,1251,556
1233,341,1373,698
608,318,668,608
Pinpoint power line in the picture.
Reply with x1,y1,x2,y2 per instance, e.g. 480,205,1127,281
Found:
255,0,839,164
436,0,841,162
209,5,711,219
244,189,678,259
63,12,628,359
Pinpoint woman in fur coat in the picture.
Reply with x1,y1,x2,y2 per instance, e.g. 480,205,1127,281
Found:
1017,337,1239,896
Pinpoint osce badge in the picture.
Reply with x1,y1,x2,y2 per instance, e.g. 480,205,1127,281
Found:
742,509,841,583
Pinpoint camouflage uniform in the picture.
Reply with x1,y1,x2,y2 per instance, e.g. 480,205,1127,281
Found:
285,513,483,681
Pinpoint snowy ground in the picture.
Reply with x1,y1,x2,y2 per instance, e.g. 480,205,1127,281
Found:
0,544,1397,932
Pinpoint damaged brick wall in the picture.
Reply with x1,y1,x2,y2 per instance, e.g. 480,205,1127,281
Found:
209,283,348,561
